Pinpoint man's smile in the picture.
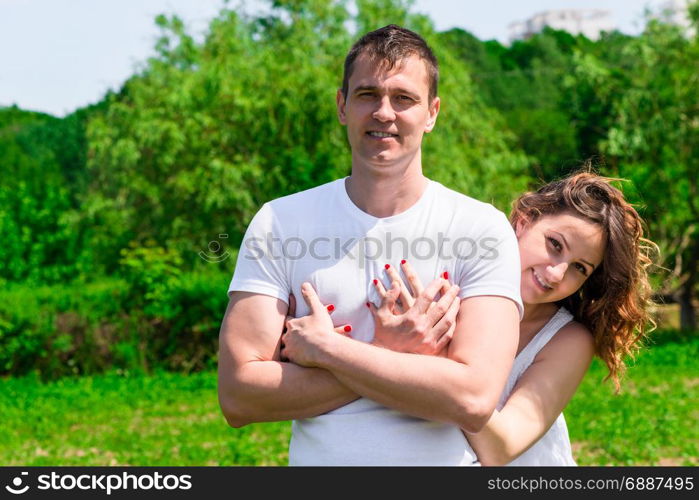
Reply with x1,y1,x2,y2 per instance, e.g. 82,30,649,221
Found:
366,131,399,139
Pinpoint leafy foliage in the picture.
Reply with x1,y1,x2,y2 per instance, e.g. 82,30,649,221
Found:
80,0,530,273
0,107,87,282
0,273,229,379
1,0,697,381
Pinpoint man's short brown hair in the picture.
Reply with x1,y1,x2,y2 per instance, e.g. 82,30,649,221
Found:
341,24,439,102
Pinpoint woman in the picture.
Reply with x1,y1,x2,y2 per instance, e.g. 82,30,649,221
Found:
283,171,657,465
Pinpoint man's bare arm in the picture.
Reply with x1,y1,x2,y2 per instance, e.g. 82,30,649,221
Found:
217,291,358,428
282,284,519,432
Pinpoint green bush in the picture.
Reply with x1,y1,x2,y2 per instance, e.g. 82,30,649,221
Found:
0,267,232,379
0,279,127,377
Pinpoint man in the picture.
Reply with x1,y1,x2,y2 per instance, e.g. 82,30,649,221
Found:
218,25,522,465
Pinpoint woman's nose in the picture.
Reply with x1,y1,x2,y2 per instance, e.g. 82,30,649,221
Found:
546,262,568,283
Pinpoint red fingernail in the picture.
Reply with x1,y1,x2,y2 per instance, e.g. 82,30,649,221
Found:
401,259,406,265
327,304,335,312
373,279,378,285
344,325,352,333
385,264,390,269
443,271,449,279
366,302,371,308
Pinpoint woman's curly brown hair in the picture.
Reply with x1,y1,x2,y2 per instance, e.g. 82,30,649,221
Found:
510,171,658,390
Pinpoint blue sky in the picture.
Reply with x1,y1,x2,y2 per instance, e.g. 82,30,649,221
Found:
0,0,664,116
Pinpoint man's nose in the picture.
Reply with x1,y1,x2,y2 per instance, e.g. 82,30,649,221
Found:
372,96,396,122
545,262,568,283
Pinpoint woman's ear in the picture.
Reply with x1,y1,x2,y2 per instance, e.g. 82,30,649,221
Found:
514,217,528,238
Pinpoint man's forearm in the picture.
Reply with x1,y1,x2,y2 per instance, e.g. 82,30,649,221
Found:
310,334,496,432
219,359,358,427
281,295,519,432
218,291,360,428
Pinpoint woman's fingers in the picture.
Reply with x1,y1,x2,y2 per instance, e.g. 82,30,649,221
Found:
439,274,452,296
432,295,461,352
372,277,387,298
401,260,424,297
333,324,353,337
374,266,454,317
414,278,447,313
428,284,461,324
377,280,400,314
384,264,415,310
300,282,329,316
367,279,400,316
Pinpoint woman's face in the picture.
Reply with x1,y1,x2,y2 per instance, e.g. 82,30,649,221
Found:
516,213,606,306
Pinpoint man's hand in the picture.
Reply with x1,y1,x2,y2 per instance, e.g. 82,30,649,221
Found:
282,282,351,367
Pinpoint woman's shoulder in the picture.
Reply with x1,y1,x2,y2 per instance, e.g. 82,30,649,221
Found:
542,317,595,358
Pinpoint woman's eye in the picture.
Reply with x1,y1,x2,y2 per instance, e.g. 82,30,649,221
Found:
547,237,562,251
575,263,588,276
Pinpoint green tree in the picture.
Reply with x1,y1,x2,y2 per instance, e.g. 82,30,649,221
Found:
584,8,699,329
0,106,89,282
440,28,588,180
82,0,532,275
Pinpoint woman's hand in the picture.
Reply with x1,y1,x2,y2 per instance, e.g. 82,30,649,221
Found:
369,260,461,356
281,282,351,367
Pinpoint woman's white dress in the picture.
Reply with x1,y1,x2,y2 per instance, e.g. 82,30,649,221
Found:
500,307,578,466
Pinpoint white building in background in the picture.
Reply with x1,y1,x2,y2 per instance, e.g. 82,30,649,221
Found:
508,9,615,42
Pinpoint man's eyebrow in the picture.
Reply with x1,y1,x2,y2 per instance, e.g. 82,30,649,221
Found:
352,85,377,93
352,85,420,98
555,231,596,270
394,87,421,98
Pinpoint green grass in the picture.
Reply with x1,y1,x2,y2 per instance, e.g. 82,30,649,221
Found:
1,336,696,466
566,335,698,466
0,371,290,466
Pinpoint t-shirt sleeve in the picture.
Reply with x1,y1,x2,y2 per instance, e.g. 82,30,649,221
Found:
228,203,290,305
457,211,523,319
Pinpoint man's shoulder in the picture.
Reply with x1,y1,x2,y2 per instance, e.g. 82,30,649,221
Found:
267,179,343,206
254,178,343,223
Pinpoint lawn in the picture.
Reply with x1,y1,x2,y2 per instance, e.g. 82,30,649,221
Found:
0,371,290,466
566,333,698,466
1,336,696,466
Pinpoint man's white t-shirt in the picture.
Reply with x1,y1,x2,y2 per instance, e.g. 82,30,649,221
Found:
229,177,522,465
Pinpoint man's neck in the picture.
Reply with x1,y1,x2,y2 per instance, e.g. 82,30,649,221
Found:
345,164,428,218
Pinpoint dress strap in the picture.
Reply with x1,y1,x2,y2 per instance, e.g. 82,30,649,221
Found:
517,307,574,365
500,307,575,405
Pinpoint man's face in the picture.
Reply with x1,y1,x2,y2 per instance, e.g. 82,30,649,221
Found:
337,53,440,172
